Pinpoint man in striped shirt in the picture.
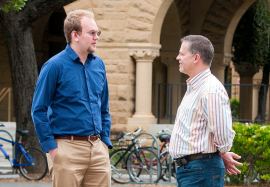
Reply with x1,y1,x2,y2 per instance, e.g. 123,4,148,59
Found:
169,35,242,187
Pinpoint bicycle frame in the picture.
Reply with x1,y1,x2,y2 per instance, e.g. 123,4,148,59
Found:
131,148,159,168
113,139,137,169
0,137,35,167
158,136,170,164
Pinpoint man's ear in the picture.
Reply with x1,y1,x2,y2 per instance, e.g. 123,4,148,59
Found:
194,54,201,64
71,31,79,42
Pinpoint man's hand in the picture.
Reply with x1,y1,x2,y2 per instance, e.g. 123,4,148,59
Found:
49,148,58,162
221,152,243,175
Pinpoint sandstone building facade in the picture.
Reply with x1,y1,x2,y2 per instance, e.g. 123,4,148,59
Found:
0,0,263,132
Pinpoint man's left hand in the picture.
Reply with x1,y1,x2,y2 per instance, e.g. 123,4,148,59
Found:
221,152,243,175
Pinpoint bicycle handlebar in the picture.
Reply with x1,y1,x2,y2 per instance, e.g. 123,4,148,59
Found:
157,128,172,134
124,127,142,137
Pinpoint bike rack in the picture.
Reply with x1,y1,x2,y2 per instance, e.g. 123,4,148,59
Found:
156,132,176,184
134,132,160,184
112,131,177,185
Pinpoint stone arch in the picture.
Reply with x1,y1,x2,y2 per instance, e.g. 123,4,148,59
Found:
33,7,67,70
151,0,174,44
125,0,174,44
223,0,256,54
63,0,96,14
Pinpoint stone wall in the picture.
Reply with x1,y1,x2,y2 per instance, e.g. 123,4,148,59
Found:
95,46,135,132
0,0,260,133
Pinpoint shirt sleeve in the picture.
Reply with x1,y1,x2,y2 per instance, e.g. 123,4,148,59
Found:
100,75,113,149
204,93,235,153
31,62,58,153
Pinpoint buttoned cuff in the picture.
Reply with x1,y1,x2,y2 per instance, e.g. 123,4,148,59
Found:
218,142,233,153
101,136,113,149
41,138,58,153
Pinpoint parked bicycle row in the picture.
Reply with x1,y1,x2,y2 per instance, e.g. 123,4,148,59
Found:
0,123,174,183
109,127,176,184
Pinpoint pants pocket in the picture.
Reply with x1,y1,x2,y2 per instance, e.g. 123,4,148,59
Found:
177,163,203,187
211,166,225,187
100,140,109,157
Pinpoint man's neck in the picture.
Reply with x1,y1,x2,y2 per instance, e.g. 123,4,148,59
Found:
70,43,88,65
189,66,209,79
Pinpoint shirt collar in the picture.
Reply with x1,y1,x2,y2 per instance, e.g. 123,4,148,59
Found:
186,68,211,90
65,44,96,62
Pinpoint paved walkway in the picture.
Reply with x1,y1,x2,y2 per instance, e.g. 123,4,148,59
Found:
0,182,152,187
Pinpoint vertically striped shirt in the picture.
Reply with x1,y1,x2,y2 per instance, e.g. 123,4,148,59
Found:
169,68,235,158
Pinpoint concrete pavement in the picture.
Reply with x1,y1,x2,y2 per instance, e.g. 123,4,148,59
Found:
0,182,153,187
0,181,177,187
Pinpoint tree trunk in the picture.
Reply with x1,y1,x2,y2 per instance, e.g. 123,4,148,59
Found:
0,11,39,148
255,64,269,124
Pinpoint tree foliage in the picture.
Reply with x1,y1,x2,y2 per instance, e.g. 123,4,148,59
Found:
232,0,270,66
0,0,28,12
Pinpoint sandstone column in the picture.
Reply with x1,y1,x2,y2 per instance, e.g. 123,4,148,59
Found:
211,53,232,83
127,45,160,130
234,62,259,121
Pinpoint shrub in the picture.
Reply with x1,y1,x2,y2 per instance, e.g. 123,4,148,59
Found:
230,99,240,119
228,123,270,186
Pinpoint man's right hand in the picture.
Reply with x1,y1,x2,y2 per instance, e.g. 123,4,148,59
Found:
49,148,58,162
221,152,243,175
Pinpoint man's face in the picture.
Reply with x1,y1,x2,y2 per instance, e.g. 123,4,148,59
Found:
176,42,195,76
77,16,99,54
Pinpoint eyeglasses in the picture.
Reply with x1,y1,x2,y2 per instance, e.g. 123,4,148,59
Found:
89,30,101,36
76,30,101,37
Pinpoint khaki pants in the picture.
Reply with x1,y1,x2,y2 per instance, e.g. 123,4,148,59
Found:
46,138,111,187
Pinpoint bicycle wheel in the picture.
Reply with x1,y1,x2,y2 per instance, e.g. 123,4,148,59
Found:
160,154,169,181
127,147,161,183
110,149,131,183
144,147,168,181
19,148,48,180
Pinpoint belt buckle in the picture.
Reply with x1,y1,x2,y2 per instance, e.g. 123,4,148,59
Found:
88,133,95,142
174,160,181,167
180,158,188,165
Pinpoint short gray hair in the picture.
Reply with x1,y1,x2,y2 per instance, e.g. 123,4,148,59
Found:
181,35,214,66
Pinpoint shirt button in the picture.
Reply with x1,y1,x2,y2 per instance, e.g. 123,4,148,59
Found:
93,115,95,117
91,103,92,105
89,90,90,93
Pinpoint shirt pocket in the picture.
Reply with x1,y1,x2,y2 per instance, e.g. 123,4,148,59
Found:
92,75,105,95
61,78,81,97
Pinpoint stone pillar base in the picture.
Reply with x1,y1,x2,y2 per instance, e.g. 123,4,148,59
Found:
127,116,157,132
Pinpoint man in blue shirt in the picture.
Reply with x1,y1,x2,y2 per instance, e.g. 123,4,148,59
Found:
31,10,111,187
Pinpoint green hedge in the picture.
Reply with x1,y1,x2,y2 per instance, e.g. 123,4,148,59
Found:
228,123,270,185
230,99,240,119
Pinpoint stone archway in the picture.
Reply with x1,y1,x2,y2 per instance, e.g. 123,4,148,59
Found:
223,0,256,55
126,0,177,130
223,0,258,122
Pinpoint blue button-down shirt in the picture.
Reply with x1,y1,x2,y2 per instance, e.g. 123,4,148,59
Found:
31,45,112,153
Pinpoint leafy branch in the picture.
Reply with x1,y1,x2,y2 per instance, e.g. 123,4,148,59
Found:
0,0,29,12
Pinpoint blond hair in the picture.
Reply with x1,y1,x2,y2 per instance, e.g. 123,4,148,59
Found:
64,10,94,44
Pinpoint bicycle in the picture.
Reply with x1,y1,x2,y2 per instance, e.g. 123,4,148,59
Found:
0,123,48,180
156,129,176,181
110,127,161,184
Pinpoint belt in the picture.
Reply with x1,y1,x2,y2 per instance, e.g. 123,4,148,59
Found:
174,152,219,167
54,134,100,141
